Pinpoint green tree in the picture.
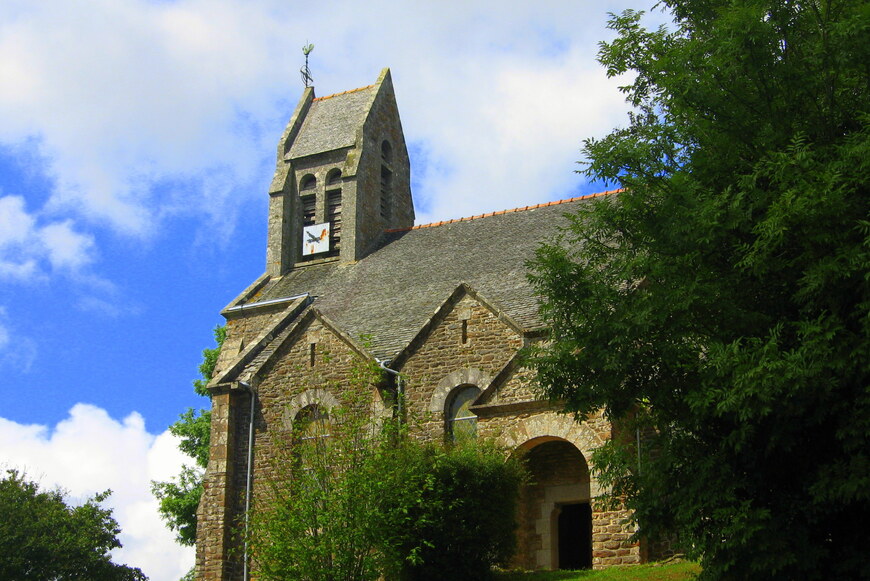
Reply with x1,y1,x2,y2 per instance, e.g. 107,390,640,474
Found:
152,325,225,546
0,469,147,580
528,2,868,579
248,354,393,581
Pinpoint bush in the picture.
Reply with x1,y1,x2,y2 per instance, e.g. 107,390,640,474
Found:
385,441,526,581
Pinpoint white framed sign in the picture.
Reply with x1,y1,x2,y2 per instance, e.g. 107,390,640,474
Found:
302,222,330,256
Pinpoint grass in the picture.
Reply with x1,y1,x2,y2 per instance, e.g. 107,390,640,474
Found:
495,561,701,581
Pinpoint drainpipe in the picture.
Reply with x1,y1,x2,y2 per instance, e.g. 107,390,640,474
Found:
636,426,642,475
238,380,256,581
376,359,403,423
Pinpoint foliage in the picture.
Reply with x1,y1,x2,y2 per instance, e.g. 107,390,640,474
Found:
496,560,700,580
386,440,526,581
249,354,389,581
528,1,868,580
247,353,525,581
193,325,226,398
150,464,204,548
152,325,225,546
0,469,147,580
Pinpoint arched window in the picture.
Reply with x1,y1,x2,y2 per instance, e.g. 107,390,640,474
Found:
381,140,393,163
299,174,316,192
294,404,331,447
326,168,342,186
445,385,481,442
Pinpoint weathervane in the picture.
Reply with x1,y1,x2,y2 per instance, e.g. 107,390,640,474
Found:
300,43,314,88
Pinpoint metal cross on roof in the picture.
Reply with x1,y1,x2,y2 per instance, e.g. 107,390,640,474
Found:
300,43,314,88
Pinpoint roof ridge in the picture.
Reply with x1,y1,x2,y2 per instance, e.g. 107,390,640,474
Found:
312,84,375,102
385,189,623,233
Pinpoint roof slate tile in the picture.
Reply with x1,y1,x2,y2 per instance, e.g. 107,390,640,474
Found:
288,86,376,158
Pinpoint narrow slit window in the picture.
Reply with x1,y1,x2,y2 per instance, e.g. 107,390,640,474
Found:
327,190,342,252
380,166,392,219
301,195,315,227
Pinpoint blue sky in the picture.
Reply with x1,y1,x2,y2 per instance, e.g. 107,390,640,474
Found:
0,1,662,578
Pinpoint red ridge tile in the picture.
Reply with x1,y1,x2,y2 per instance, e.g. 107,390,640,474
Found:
383,189,623,233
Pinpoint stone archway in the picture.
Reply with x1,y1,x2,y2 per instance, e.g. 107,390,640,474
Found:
513,437,593,570
429,367,492,413
282,386,390,433
500,413,607,570
282,388,341,430
500,412,605,458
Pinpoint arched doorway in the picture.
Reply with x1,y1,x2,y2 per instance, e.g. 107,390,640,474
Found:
514,438,592,570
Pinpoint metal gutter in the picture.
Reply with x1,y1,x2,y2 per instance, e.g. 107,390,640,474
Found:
224,293,311,314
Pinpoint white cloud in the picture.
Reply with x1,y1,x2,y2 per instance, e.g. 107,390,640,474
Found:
39,220,96,271
0,0,293,236
77,294,142,318
0,305,37,371
0,195,96,281
0,0,657,241
401,47,630,222
0,404,195,581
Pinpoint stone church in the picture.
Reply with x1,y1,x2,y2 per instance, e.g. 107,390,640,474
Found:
196,69,642,580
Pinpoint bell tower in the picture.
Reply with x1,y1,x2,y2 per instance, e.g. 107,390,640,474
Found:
266,68,414,276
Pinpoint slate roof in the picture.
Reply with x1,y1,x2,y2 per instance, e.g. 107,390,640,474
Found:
288,86,376,159
247,193,613,361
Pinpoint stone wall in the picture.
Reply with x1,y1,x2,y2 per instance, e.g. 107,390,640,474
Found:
196,389,246,581
592,507,641,567
488,363,539,405
399,293,523,442
642,535,679,563
391,290,641,570
215,306,286,378
250,315,386,488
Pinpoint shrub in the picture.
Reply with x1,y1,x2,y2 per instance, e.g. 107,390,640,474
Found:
246,357,525,581
389,441,526,581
